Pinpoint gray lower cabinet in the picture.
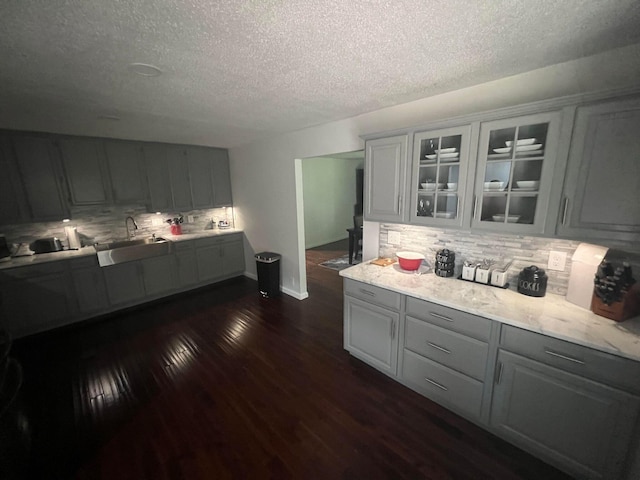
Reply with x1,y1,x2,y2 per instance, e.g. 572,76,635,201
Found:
195,234,244,282
343,279,401,376
69,256,109,314
0,262,75,337
174,241,198,287
491,349,640,480
400,297,493,420
103,261,146,305
141,255,176,296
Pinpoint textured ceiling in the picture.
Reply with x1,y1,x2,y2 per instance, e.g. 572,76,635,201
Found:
1,0,640,148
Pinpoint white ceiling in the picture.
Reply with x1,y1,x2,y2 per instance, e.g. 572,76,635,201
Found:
1,0,640,148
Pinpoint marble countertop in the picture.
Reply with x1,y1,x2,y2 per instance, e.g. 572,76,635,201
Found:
340,261,640,362
0,229,243,271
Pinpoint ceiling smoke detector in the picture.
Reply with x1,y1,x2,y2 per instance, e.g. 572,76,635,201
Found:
128,63,163,77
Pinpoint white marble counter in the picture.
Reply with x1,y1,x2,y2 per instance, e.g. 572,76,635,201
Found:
340,262,640,362
0,229,243,271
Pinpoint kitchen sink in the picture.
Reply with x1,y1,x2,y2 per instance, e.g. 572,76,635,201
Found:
94,237,173,266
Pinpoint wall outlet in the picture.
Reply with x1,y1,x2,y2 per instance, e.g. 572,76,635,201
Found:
548,251,567,271
151,217,164,226
187,215,195,223
388,231,401,245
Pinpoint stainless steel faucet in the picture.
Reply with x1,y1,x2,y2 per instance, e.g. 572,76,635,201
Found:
125,216,138,240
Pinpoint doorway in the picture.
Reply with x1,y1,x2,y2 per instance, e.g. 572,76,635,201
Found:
296,150,364,294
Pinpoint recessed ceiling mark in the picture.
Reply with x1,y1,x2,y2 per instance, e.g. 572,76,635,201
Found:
128,63,163,77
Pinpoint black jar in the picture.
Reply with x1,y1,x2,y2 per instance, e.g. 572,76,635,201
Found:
517,265,548,297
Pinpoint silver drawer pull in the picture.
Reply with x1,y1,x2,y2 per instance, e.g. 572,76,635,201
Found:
427,342,451,354
424,377,448,391
359,289,376,297
544,350,585,365
429,312,453,322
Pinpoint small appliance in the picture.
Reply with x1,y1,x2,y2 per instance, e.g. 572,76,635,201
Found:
29,237,63,254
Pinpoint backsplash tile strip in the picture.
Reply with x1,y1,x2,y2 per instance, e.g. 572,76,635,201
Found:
379,224,587,296
0,205,234,249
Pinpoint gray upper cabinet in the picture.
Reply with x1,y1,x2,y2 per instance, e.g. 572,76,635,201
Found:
557,97,640,242
410,125,473,227
0,133,27,224
471,111,562,234
143,143,173,212
364,135,409,223
11,134,69,221
186,146,215,209
211,149,233,206
58,137,110,205
144,144,233,213
104,140,147,204
167,146,193,211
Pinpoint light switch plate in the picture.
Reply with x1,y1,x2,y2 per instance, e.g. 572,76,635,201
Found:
548,251,567,271
388,231,401,245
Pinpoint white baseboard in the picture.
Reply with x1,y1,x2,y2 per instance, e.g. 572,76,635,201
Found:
243,272,309,300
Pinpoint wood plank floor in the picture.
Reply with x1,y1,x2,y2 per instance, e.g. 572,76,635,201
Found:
9,240,574,479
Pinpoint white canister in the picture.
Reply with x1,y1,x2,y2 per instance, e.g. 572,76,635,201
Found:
462,263,477,281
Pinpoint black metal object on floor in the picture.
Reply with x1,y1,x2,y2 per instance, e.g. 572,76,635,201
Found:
255,251,281,297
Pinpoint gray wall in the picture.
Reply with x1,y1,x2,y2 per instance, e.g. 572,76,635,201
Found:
302,156,363,249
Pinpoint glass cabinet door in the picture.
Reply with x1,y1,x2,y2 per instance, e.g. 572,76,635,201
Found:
410,125,471,227
472,112,561,233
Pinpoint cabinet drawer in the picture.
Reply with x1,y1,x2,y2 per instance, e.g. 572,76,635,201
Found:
402,349,483,418
173,240,195,252
406,297,492,341
405,316,488,381
69,254,100,269
0,261,67,279
501,325,640,395
195,233,240,248
344,279,401,311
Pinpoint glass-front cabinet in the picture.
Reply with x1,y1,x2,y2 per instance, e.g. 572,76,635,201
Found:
472,112,562,233
410,125,472,227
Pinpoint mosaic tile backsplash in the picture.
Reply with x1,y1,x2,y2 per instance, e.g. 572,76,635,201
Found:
378,224,638,296
1,205,234,250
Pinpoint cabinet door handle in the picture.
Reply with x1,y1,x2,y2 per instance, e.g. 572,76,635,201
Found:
390,320,396,339
427,341,451,354
473,195,478,220
398,195,403,213
424,377,448,391
359,289,376,297
495,362,504,385
429,312,453,323
544,349,585,365
561,197,569,225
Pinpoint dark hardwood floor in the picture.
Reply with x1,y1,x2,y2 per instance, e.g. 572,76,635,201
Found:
7,240,573,479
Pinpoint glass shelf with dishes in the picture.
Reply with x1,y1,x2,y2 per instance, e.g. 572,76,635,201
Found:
473,113,561,232
411,125,471,226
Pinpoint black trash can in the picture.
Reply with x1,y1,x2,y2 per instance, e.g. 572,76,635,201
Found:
255,252,281,298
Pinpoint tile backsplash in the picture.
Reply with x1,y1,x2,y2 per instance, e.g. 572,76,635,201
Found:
1,205,235,249
380,224,585,295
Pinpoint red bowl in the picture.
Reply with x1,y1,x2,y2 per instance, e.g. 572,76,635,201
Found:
396,252,425,271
